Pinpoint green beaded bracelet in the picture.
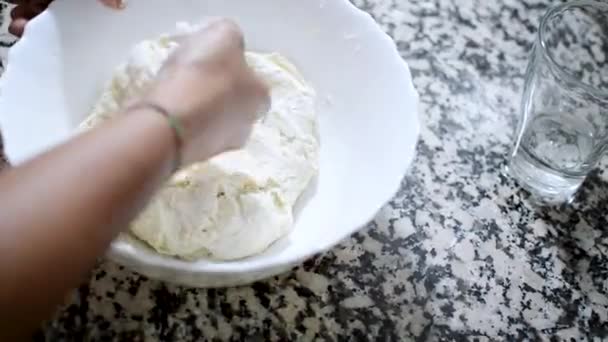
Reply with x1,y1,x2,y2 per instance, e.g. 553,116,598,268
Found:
129,102,185,172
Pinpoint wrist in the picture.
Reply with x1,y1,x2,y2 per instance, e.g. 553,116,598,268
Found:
145,69,229,137
125,102,184,173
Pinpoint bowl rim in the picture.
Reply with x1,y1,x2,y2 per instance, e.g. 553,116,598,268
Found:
7,0,420,276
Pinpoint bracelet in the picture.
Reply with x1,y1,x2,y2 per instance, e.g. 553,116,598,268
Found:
128,102,185,172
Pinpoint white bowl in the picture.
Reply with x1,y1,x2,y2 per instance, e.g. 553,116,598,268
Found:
0,0,419,287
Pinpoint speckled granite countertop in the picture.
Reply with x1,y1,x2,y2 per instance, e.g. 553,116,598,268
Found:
1,0,607,340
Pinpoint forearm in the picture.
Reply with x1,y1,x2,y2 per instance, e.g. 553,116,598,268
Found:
0,18,267,338
0,107,177,335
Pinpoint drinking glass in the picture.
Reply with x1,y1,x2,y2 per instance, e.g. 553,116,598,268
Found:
509,0,608,204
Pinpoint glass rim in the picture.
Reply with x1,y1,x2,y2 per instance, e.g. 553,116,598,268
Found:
538,0,608,100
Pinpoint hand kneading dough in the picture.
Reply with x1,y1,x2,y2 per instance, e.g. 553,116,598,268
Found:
81,25,319,260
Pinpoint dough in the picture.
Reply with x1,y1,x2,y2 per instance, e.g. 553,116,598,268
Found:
81,25,319,260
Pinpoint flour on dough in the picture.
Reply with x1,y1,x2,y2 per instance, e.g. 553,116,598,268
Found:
82,24,319,260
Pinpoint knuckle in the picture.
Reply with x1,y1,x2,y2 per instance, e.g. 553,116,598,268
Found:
214,19,242,37
212,18,245,47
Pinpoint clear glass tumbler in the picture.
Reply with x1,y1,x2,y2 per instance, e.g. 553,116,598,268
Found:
509,0,608,204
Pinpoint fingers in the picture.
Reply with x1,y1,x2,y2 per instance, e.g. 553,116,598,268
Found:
6,0,51,6
9,2,45,37
98,0,125,9
8,18,27,37
10,0,125,37
11,5,39,20
202,18,245,51
195,19,267,119
9,0,51,37
184,18,245,53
